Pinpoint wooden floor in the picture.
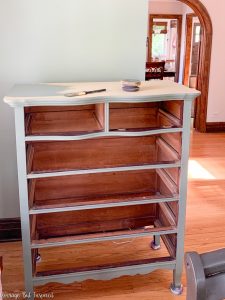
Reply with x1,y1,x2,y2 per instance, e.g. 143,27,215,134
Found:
0,130,225,299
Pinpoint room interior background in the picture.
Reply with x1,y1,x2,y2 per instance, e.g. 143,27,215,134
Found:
0,0,224,219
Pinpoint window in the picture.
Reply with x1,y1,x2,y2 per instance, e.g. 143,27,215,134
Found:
152,22,168,59
194,25,201,43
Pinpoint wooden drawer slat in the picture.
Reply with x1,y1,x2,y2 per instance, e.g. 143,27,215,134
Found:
32,224,176,248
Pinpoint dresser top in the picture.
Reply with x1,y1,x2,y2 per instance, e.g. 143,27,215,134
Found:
4,81,200,107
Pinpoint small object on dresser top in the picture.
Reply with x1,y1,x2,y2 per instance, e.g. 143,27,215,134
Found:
64,88,106,97
121,79,141,92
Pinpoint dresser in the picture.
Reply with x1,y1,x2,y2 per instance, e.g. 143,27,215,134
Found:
4,81,200,298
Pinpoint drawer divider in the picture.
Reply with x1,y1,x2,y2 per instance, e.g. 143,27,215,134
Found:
156,169,179,196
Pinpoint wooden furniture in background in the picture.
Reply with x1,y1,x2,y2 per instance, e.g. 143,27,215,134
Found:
4,81,200,298
145,61,165,80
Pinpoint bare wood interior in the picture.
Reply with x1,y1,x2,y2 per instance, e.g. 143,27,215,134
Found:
109,101,183,131
24,100,182,279
31,201,177,240
29,168,178,209
27,135,180,174
24,101,183,136
34,244,173,278
35,257,174,278
25,104,104,136
33,205,157,239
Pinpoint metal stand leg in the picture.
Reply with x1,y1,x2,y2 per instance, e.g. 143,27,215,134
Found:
150,235,161,250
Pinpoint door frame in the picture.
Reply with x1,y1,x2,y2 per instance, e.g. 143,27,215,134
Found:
191,22,201,75
183,13,196,86
179,0,212,132
147,14,182,83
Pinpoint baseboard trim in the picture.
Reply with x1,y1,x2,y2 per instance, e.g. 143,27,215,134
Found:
0,218,21,242
206,122,225,132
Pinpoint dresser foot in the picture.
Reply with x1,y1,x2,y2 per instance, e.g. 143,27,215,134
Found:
170,283,183,295
150,240,161,250
36,253,41,262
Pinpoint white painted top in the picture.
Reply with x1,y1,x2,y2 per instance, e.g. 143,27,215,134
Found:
4,81,200,107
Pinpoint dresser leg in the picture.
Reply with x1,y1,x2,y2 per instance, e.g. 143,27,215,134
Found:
170,269,183,295
36,253,41,262
14,107,34,300
170,283,183,295
150,235,161,250
170,101,192,296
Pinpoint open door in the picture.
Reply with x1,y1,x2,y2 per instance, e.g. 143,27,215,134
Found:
190,23,201,88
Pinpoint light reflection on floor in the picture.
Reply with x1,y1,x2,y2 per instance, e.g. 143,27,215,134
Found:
188,159,216,179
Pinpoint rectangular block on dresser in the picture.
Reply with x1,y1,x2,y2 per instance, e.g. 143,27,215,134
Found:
4,80,200,298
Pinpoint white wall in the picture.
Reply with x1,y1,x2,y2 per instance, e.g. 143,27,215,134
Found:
0,0,148,218
148,0,184,14
200,0,225,122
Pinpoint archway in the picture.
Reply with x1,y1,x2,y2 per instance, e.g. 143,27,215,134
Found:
179,0,212,132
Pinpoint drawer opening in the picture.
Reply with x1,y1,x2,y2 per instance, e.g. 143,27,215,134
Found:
25,104,105,136
30,201,177,251
160,100,183,121
109,101,183,132
31,236,175,277
28,169,179,212
26,134,180,174
29,170,179,249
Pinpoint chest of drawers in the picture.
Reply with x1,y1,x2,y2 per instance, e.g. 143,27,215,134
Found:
4,81,200,298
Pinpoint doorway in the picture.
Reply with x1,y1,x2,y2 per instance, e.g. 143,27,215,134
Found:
147,14,182,82
147,0,212,132
179,0,212,132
